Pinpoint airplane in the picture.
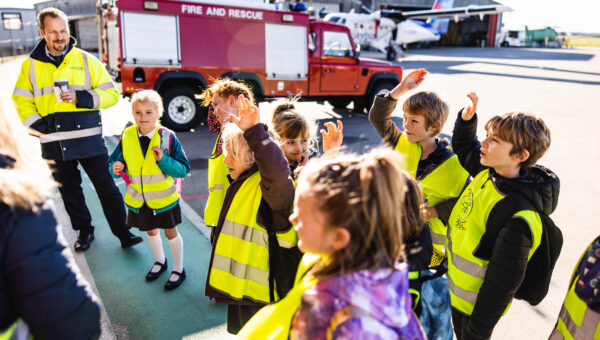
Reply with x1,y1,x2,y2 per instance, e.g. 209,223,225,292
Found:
323,0,513,60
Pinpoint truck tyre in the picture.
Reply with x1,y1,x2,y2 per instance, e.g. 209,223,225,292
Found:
386,47,397,61
328,97,352,109
161,86,206,131
365,81,395,113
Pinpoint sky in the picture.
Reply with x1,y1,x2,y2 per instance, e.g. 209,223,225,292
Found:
1,0,599,34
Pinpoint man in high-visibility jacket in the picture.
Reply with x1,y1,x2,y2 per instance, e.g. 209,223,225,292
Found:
550,236,600,340
11,8,142,252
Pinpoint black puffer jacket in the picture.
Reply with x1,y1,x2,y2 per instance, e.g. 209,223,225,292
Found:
0,154,101,339
451,112,560,340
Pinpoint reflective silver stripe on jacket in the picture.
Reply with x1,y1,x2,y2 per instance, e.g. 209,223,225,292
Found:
39,126,102,143
431,231,446,246
88,90,100,109
23,113,42,127
128,174,168,185
81,52,91,88
13,87,33,98
221,220,269,249
97,82,115,90
209,184,224,192
212,253,269,286
549,305,600,340
447,274,478,304
448,235,487,278
125,185,176,202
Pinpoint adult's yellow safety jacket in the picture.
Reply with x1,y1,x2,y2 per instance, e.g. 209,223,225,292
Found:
12,38,119,161
449,111,560,339
550,238,600,340
205,123,297,306
121,126,180,210
395,133,470,256
204,135,229,227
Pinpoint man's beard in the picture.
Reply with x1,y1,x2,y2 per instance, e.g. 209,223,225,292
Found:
50,39,67,53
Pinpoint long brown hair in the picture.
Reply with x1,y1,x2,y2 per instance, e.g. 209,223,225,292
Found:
297,148,423,278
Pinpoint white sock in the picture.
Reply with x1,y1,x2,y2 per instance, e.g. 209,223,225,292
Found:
147,233,165,273
168,234,184,281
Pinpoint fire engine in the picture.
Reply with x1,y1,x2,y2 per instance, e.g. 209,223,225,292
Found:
100,0,403,130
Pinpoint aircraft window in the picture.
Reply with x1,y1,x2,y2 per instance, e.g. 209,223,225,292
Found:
328,16,340,23
308,31,317,53
323,31,354,58
340,18,346,24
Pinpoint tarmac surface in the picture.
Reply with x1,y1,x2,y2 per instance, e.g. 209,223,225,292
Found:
1,46,599,339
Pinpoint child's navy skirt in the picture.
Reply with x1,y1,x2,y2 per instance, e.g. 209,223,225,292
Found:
126,203,182,231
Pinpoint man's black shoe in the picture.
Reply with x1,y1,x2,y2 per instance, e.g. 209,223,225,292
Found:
74,232,95,252
120,232,143,248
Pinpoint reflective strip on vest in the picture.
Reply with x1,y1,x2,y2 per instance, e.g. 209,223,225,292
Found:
212,253,270,286
12,87,33,98
204,135,230,226
447,274,478,304
39,126,102,143
0,320,31,340
122,125,179,209
129,173,167,185
23,113,41,127
209,172,297,304
430,229,446,247
97,82,115,90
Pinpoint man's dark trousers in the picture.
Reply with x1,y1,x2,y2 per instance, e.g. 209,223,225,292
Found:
51,153,129,237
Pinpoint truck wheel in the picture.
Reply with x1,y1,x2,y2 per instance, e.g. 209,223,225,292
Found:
365,82,395,113
328,97,352,109
386,47,397,61
161,86,206,131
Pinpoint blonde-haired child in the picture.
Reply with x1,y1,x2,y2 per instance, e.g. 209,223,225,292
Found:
109,90,190,290
204,95,299,334
238,149,426,339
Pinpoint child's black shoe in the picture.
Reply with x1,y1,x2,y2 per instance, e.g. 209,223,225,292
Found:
164,268,186,290
146,259,167,281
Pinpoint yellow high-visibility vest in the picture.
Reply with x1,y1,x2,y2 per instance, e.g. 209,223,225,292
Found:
237,253,320,339
446,170,542,315
395,133,470,259
122,126,179,210
208,172,298,304
204,135,230,227
549,240,600,340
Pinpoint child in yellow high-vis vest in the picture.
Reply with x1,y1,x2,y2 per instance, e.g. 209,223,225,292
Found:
238,149,426,339
109,90,190,290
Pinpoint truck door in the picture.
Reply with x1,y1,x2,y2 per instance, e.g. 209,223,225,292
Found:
320,29,359,93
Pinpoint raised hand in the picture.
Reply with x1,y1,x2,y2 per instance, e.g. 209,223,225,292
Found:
420,203,439,222
321,120,344,154
151,146,163,162
229,94,260,131
390,68,427,100
462,92,479,121
112,161,125,176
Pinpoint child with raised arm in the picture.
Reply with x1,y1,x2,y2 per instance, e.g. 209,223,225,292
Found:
197,79,255,230
109,90,190,290
368,69,470,262
448,93,559,339
237,149,426,339
269,99,343,177
204,95,298,334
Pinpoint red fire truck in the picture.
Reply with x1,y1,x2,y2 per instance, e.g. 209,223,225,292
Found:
101,0,403,130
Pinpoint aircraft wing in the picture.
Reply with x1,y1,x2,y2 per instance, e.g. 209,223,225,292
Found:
381,5,512,21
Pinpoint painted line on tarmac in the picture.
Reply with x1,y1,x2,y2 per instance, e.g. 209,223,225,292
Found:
106,135,212,241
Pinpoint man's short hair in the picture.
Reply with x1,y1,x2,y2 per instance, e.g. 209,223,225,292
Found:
485,112,551,168
38,8,69,31
402,91,449,136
